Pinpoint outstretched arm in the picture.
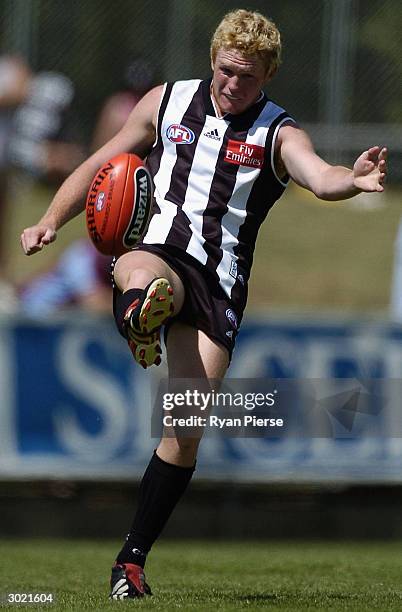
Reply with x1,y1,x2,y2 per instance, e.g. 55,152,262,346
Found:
277,125,387,201
20,85,164,255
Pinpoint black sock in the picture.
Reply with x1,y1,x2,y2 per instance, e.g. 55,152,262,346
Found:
116,451,195,567
113,288,145,337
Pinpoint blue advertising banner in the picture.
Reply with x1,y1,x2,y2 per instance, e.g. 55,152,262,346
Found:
1,314,402,482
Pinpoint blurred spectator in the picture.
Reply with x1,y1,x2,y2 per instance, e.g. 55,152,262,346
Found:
8,70,85,184
19,239,113,316
91,58,155,150
0,55,31,311
5,68,86,308
0,55,30,165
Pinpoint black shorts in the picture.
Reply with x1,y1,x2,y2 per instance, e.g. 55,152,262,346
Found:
129,244,248,360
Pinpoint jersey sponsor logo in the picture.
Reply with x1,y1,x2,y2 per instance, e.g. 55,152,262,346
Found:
166,123,195,144
225,308,238,329
226,330,234,339
204,128,221,141
224,140,265,168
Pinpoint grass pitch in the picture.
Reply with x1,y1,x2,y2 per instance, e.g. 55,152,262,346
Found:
1,539,402,610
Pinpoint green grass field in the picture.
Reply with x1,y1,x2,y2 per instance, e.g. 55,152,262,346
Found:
1,539,402,611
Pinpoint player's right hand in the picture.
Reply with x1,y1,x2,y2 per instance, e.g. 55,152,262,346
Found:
20,225,57,255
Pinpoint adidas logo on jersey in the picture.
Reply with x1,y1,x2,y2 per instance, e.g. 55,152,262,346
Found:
204,128,220,141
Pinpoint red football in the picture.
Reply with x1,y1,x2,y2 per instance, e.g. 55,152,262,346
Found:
85,153,153,256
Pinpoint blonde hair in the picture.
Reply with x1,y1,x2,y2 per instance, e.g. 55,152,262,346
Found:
210,9,282,78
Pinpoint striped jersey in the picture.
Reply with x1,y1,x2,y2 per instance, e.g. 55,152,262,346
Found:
142,77,294,299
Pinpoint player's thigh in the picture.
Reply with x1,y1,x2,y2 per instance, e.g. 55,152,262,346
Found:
113,250,185,311
157,322,229,465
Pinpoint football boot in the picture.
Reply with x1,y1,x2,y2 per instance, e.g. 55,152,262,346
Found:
124,277,174,369
109,563,152,599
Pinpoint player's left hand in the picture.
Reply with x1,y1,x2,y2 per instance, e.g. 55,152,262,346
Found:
353,146,387,192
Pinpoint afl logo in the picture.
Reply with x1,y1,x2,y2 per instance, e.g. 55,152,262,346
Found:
96,191,105,211
225,308,238,329
166,123,195,144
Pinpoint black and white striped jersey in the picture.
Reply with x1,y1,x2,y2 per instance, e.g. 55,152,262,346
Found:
142,77,294,299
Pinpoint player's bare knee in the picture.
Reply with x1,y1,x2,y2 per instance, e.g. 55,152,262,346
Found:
125,267,159,290
114,255,155,291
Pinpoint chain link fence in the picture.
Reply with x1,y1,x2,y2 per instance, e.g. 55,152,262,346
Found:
1,0,401,175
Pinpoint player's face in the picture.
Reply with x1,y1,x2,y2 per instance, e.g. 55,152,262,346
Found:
211,48,269,116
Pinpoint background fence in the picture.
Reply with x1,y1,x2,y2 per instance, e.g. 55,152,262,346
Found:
1,0,401,171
